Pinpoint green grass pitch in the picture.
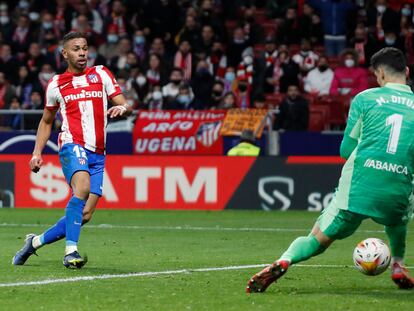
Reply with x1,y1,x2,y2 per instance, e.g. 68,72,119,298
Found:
1,209,414,310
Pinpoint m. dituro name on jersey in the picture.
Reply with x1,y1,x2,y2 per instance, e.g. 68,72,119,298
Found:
64,90,103,102
364,158,408,175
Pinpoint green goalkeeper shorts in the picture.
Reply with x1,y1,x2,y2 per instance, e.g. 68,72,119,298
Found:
317,194,411,240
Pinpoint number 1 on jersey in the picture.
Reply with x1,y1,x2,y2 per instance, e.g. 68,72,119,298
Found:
386,114,403,154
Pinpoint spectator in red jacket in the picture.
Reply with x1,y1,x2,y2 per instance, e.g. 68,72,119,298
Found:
330,49,368,96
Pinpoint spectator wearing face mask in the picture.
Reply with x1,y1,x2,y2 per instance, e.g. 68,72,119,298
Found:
145,85,164,110
0,3,13,42
237,51,254,91
87,45,106,67
235,79,251,109
98,24,119,61
223,67,237,93
292,38,319,75
132,30,146,63
25,43,50,76
169,83,195,110
209,81,225,109
304,56,334,96
35,64,55,91
145,53,167,87
275,85,309,131
162,67,189,105
367,0,400,39
206,41,227,78
109,38,132,73
377,31,405,52
330,49,368,96
227,27,250,67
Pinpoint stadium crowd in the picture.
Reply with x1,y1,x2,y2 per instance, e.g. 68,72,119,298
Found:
0,0,413,131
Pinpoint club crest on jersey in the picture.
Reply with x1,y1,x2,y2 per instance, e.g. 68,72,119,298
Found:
88,74,99,83
78,158,87,165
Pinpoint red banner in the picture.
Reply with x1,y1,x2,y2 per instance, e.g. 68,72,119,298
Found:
132,110,226,155
0,155,254,210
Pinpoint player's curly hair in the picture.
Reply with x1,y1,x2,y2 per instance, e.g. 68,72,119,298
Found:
62,32,88,46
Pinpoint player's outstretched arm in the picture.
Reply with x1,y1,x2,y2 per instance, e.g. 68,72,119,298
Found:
107,94,133,118
30,108,57,173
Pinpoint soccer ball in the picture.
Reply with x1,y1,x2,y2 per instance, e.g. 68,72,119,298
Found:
353,238,391,276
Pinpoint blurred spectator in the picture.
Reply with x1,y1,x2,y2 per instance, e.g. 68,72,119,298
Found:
145,85,164,110
348,25,378,67
173,40,192,81
98,24,119,60
192,59,215,109
243,7,264,44
330,49,368,96
237,50,253,90
146,53,167,86
0,72,16,110
35,63,55,91
12,14,34,59
309,13,324,46
23,91,43,130
175,15,200,48
5,97,21,130
71,0,103,35
258,38,278,70
194,24,215,59
0,3,13,42
0,44,20,84
116,76,138,108
275,85,309,131
367,0,400,38
104,0,130,37
109,38,132,73
227,27,250,67
14,65,35,106
169,82,195,110
162,67,185,104
25,43,50,75
235,79,251,109
264,50,300,93
132,29,146,63
304,56,334,96
277,7,301,45
308,0,355,56
53,0,76,35
218,92,236,109
71,14,101,46
292,39,319,75
223,67,237,93
209,80,225,109
253,93,266,109
377,31,405,52
87,45,106,67
206,41,227,78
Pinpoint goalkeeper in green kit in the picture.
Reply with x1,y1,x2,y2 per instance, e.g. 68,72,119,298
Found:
247,47,414,292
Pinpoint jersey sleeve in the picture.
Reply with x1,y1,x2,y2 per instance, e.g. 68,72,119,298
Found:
98,65,122,99
340,96,364,159
44,78,59,110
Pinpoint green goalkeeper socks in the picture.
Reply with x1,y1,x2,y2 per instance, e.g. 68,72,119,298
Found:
279,235,325,264
385,224,407,259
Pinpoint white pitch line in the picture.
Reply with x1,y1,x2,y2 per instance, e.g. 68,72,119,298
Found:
0,223,389,234
0,263,356,288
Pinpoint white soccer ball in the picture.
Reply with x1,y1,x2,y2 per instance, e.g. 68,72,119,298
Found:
353,238,391,276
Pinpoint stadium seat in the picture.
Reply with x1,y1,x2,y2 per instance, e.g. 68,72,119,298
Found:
367,72,378,88
308,105,330,131
315,95,351,129
262,22,277,37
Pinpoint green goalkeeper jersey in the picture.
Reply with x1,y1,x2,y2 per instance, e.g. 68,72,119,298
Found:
337,83,414,220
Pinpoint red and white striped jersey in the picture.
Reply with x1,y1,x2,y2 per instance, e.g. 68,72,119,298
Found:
45,66,122,154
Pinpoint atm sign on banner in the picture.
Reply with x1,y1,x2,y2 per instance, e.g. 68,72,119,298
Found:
132,110,226,155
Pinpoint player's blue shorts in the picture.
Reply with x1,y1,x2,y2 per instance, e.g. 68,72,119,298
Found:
59,143,105,197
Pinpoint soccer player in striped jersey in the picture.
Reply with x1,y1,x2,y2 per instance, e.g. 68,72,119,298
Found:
12,32,132,268
247,48,414,292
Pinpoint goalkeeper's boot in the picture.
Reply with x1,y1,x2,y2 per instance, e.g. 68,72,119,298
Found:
246,260,289,293
12,233,38,265
392,262,414,289
63,251,88,269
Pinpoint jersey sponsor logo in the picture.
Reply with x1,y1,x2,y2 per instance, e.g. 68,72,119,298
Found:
63,89,103,102
88,74,99,83
363,158,408,175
